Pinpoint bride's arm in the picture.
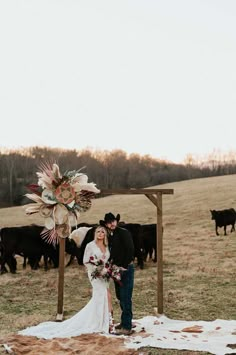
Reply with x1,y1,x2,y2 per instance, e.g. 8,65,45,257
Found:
83,242,92,264
83,242,95,272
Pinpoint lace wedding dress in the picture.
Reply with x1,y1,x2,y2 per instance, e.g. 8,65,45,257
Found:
18,241,110,339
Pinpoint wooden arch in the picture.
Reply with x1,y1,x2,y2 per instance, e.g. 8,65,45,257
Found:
56,188,174,320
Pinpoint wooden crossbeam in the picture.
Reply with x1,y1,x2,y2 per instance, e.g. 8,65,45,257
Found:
101,188,174,195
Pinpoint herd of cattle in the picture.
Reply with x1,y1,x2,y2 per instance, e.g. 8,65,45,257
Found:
1,207,235,275
0,222,158,274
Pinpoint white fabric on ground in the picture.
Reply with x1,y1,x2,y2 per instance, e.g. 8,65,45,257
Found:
123,315,236,355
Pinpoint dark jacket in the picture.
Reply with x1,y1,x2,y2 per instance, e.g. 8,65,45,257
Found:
108,227,134,268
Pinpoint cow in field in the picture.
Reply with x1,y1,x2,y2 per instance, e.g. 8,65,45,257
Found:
141,224,157,262
0,225,80,274
141,224,164,263
210,208,236,236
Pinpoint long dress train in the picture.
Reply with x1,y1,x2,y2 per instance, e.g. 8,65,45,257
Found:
18,241,110,339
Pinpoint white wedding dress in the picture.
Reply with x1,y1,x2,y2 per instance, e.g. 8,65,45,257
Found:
18,241,110,339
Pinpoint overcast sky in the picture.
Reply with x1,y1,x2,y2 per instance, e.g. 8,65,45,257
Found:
0,0,235,163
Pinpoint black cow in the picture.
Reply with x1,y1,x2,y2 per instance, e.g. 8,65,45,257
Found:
140,224,157,262
210,208,236,236
0,225,56,273
0,225,80,274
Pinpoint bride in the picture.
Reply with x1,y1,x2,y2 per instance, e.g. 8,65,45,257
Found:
18,226,114,339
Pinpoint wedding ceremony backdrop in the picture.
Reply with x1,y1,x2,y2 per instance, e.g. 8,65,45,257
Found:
57,187,174,318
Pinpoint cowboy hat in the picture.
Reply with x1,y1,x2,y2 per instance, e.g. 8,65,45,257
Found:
99,212,120,226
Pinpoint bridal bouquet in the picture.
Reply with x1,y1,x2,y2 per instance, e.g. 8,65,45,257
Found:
24,162,100,245
89,255,105,280
88,255,126,285
108,263,126,285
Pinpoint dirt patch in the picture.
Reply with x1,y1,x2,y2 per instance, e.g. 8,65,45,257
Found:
0,333,141,355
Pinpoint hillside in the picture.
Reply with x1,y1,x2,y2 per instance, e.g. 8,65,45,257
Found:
1,174,236,238
0,174,236,354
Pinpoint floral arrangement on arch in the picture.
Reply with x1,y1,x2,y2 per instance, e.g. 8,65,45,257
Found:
24,162,100,245
88,255,126,285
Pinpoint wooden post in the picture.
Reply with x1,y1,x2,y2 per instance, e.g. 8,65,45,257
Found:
156,192,163,314
56,237,65,321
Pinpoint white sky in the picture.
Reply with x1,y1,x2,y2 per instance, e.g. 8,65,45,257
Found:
0,0,235,163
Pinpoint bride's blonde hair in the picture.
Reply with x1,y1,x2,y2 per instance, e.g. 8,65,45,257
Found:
94,226,108,246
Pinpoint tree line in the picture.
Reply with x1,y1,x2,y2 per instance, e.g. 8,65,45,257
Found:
0,146,236,207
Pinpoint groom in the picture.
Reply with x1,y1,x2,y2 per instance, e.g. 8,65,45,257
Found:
100,212,135,335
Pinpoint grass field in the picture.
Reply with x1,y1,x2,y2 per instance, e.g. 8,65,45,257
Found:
0,174,236,354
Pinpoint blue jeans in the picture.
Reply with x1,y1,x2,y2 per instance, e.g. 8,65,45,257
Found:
114,263,134,330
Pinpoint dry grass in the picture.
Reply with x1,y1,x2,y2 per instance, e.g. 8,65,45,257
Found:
1,174,236,354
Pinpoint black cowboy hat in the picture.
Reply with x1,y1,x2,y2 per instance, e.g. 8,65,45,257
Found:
99,212,120,226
